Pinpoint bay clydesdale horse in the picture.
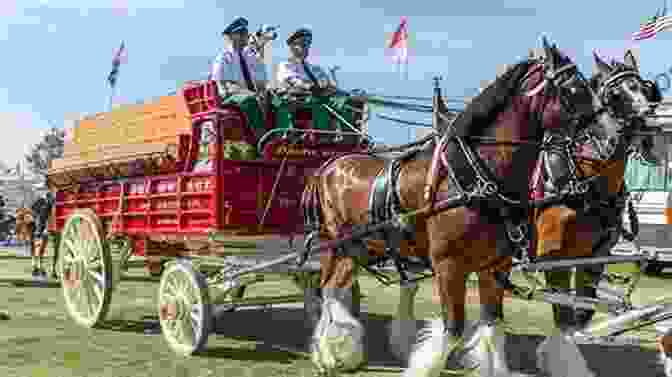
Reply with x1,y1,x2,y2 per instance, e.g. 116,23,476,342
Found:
299,38,647,377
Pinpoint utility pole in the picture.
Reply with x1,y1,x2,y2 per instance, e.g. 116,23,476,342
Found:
329,65,341,87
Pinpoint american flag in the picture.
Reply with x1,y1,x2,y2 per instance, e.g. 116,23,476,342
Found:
633,6,672,40
107,41,126,88
387,17,408,64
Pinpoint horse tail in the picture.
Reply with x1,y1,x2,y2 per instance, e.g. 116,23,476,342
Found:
301,175,323,235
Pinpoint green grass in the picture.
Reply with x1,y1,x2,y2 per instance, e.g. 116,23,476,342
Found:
0,249,667,377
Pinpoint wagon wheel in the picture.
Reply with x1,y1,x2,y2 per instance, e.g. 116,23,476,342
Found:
158,261,213,356
59,209,113,328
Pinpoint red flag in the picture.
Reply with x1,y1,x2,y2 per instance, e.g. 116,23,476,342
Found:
387,17,408,64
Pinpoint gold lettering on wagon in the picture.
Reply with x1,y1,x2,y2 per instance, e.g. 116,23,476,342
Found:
270,144,348,159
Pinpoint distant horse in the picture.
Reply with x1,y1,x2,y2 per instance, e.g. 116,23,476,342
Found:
531,51,657,376
14,207,34,244
14,193,55,278
301,37,610,377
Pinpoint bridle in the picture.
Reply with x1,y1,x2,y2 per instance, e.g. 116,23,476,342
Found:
533,66,654,211
422,57,603,264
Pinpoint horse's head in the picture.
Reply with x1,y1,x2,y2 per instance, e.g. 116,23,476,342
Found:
575,50,656,162
535,36,598,130
592,50,656,119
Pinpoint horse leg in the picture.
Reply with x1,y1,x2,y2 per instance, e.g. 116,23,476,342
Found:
37,234,48,277
51,234,60,279
573,228,616,329
537,268,595,377
29,229,40,277
452,270,510,377
405,256,466,377
387,272,420,362
545,269,575,331
311,253,365,375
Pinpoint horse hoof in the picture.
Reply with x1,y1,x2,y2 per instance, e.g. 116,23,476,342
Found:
311,298,365,373
387,319,419,362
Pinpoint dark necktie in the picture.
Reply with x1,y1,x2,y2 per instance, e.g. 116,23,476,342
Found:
302,61,320,87
237,49,255,91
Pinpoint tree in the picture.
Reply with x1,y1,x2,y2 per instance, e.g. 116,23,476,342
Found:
25,126,64,177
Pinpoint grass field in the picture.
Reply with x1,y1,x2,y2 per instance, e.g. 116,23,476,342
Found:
0,249,668,377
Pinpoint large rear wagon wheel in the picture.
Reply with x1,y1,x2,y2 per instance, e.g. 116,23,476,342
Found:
158,261,212,356
59,209,113,328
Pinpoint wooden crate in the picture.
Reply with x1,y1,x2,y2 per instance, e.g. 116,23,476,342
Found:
71,94,192,155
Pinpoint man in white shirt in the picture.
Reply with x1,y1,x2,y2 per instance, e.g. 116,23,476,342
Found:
273,28,355,132
211,17,268,134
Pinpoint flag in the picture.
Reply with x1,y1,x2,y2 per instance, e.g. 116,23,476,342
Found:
107,41,126,87
64,126,74,143
633,4,672,40
387,17,408,64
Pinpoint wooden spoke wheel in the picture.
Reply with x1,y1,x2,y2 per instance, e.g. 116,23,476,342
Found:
59,209,113,328
158,261,212,356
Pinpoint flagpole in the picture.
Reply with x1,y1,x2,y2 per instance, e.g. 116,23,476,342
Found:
108,85,114,111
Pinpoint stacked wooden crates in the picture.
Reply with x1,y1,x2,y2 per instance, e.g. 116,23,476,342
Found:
48,94,195,189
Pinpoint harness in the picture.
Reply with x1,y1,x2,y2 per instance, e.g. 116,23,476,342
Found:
531,126,641,259
301,57,603,286
367,147,432,281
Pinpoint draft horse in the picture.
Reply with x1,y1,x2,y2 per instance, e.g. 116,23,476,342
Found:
301,37,604,377
530,51,658,375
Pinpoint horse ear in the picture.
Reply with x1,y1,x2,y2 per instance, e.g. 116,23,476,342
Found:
541,36,557,68
592,50,611,76
624,49,639,71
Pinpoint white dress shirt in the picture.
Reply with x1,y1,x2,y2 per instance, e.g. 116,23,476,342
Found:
275,60,332,90
211,46,267,89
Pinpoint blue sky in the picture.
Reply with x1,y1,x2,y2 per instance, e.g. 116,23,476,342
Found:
1,0,671,166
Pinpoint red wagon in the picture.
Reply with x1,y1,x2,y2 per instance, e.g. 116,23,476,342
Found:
46,80,369,355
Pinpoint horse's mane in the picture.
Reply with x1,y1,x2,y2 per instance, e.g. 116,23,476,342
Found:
449,59,537,138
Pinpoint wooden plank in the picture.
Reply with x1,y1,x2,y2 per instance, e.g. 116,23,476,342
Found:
50,141,180,172
71,94,192,155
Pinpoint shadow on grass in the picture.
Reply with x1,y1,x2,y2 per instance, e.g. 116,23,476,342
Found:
207,306,409,368
655,271,672,279
98,318,161,334
89,304,663,375
0,277,60,288
0,254,30,260
198,344,303,364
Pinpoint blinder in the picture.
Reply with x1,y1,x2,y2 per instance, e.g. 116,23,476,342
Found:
643,79,663,103
542,61,597,129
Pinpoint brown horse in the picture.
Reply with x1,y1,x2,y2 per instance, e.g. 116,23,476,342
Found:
302,38,607,377
15,207,34,243
531,51,657,376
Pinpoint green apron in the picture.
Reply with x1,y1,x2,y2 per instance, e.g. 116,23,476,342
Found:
221,94,265,132
272,95,355,132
